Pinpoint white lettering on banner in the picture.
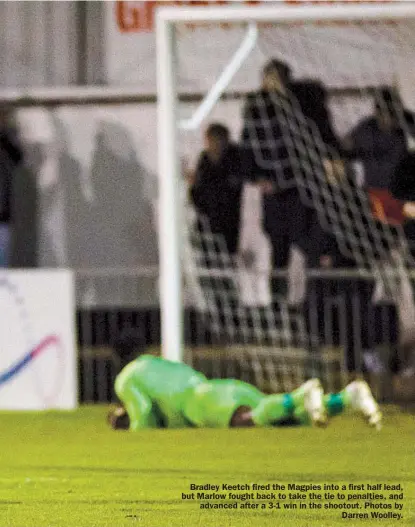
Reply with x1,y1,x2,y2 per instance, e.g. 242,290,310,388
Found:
115,0,394,33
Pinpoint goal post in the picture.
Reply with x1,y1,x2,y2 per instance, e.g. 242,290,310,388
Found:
156,14,183,363
156,2,415,365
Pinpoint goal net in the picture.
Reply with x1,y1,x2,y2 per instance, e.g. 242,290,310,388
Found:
157,3,415,393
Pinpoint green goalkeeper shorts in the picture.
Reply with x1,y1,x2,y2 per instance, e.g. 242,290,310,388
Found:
183,379,265,428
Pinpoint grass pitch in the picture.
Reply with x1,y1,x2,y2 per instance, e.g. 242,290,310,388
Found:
0,406,413,527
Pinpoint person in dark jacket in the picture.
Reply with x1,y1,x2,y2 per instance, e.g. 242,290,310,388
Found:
345,88,415,257
189,123,249,343
190,123,247,256
241,59,342,299
0,108,24,267
389,134,415,257
346,88,415,191
0,108,23,223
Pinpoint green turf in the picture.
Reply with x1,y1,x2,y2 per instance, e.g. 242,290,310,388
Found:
0,406,413,527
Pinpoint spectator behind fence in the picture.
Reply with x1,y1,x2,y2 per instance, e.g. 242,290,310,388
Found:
189,123,248,257
303,208,398,377
345,88,415,238
389,124,415,256
187,123,250,343
345,88,415,190
241,60,307,299
241,59,342,300
0,107,24,267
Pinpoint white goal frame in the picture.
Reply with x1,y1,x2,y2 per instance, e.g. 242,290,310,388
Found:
156,2,415,363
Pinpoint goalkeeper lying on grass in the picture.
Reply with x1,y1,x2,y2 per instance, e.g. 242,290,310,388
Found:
107,353,382,431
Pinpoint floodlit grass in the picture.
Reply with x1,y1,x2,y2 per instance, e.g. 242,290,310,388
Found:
0,406,413,527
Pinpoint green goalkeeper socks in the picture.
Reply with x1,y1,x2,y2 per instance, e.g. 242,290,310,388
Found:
251,393,295,426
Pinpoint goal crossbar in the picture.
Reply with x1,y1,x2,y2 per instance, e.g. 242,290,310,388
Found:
156,3,415,25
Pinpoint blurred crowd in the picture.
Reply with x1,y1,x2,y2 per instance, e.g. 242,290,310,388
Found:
1,59,414,391
187,59,415,380
188,59,415,273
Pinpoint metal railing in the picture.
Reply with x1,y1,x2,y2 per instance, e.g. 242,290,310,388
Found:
75,266,409,403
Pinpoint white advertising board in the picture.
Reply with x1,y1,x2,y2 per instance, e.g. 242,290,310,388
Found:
0,270,77,410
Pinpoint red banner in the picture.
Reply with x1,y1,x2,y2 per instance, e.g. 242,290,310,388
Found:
116,0,395,33
116,1,263,32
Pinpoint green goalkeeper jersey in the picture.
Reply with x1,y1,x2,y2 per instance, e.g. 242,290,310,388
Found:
114,354,207,430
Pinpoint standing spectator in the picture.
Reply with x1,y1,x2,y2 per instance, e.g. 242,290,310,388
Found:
241,59,341,299
188,123,249,343
303,208,398,377
389,134,415,257
346,88,415,191
345,88,415,255
0,107,24,267
189,123,247,256
241,60,306,299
